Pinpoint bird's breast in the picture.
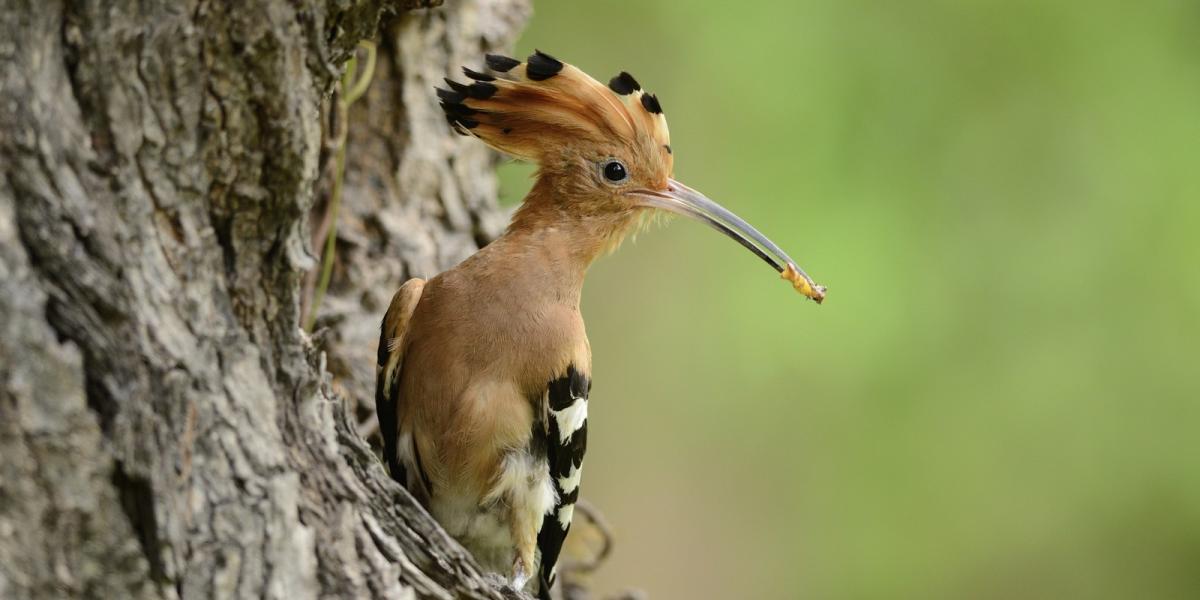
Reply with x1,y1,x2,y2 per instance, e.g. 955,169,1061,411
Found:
398,262,592,495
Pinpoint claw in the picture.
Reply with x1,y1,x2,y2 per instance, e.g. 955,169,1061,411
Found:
511,555,532,590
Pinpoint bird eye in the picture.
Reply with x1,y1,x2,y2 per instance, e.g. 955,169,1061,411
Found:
601,160,628,184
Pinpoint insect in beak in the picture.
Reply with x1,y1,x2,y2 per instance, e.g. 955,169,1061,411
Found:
631,178,826,303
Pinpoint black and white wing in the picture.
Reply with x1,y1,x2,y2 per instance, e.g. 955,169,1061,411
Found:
536,365,590,598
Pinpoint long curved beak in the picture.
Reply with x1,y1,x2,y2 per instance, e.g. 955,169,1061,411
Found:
632,178,826,304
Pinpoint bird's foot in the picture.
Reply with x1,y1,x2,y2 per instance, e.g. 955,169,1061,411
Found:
510,555,533,591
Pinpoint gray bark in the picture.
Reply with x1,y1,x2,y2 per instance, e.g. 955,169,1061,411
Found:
0,0,532,598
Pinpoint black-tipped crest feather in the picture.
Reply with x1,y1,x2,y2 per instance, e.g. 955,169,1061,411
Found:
526,49,563,81
608,71,641,95
445,77,498,100
485,53,520,72
436,87,465,103
440,101,477,117
641,92,663,114
462,66,495,81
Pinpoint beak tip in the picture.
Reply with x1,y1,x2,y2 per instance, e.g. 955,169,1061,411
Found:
781,263,826,304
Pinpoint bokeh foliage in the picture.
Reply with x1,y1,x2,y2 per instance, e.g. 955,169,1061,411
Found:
500,1,1200,597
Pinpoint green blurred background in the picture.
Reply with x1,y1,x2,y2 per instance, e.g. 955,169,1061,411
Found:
499,1,1200,598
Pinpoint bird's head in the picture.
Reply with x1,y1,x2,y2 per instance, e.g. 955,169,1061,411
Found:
440,51,825,303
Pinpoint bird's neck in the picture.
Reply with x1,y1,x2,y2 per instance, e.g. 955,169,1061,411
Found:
481,180,638,307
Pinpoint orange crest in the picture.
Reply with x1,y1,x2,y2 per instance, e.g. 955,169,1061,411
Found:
439,51,672,179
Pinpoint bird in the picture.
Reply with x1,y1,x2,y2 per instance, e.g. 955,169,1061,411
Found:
375,50,825,599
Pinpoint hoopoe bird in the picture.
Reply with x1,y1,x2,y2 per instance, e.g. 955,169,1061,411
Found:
376,50,825,598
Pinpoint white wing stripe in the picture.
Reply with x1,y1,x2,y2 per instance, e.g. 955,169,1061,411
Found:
557,463,582,495
551,397,587,444
556,504,575,530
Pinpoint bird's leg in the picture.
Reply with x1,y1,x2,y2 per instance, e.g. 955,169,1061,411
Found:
509,504,540,590
481,449,552,591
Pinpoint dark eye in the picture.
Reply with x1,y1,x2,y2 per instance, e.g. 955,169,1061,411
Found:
602,160,628,183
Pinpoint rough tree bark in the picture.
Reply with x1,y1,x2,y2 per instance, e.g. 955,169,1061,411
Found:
0,0,537,598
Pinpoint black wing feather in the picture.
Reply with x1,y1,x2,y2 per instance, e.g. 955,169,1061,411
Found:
376,323,407,485
375,279,429,497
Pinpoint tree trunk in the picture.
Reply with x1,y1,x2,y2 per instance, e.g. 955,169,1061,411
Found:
0,1,532,598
